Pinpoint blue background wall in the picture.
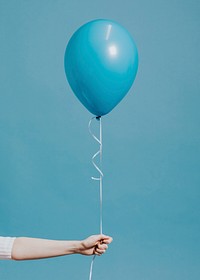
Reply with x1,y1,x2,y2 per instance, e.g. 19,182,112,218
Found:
0,0,199,279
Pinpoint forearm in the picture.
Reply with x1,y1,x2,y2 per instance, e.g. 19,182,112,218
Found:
11,237,82,260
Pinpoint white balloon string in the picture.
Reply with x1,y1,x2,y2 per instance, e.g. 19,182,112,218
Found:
88,116,103,280
89,255,96,280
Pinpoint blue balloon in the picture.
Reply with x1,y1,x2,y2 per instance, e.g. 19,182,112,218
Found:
64,19,138,116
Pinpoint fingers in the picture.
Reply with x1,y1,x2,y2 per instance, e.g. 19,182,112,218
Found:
94,249,105,256
93,239,110,256
98,243,108,250
101,237,113,244
96,234,113,245
94,246,106,256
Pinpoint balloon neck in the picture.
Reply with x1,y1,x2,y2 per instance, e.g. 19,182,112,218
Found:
96,116,101,120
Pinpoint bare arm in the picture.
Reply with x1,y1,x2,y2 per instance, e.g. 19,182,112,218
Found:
11,234,112,260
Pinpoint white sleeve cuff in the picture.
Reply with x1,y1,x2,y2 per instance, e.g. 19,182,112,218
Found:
0,236,16,260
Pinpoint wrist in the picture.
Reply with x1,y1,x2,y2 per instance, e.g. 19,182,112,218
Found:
64,240,83,255
75,240,85,254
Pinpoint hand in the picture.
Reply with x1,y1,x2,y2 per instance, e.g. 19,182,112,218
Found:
79,234,113,256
